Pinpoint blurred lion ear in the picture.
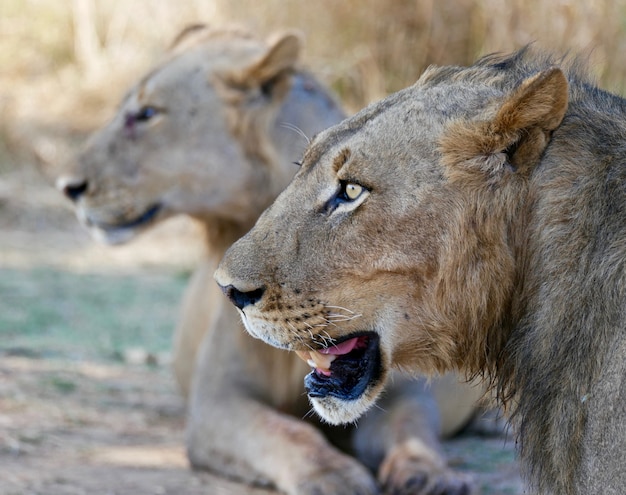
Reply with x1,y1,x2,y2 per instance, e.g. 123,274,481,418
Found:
168,24,210,54
230,31,302,96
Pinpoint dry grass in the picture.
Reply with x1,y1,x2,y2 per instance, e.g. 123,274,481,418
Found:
1,0,626,172
221,0,626,109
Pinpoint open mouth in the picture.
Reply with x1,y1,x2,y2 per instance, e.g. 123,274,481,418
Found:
90,204,162,232
296,332,381,401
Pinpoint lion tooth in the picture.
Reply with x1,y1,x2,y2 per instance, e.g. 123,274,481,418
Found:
295,349,336,373
296,350,311,362
309,350,336,371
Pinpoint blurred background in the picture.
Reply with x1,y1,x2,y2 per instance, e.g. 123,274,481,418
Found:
3,0,626,155
1,1,626,493
3,0,626,353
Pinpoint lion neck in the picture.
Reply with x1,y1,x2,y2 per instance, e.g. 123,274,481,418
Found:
200,218,254,265
499,123,626,494
427,180,524,380
468,100,626,494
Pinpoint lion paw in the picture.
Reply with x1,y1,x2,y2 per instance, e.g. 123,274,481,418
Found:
295,455,380,495
378,439,472,495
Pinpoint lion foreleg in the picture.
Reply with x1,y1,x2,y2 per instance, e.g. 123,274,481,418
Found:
353,374,475,495
171,260,218,399
186,305,379,495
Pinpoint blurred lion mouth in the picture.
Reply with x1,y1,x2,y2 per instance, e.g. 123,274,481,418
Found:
295,332,381,401
88,204,162,232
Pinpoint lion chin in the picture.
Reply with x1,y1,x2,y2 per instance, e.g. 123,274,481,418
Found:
309,395,378,425
304,349,390,425
303,335,388,425
88,226,136,246
240,312,390,424
76,203,163,245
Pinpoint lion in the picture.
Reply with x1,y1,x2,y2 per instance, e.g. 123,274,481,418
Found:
57,25,484,494
216,46,626,495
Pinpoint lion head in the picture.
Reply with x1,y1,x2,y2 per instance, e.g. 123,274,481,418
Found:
56,25,343,245
215,49,570,426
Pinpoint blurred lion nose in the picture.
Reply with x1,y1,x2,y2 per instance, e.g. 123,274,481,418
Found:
220,284,265,310
56,176,88,202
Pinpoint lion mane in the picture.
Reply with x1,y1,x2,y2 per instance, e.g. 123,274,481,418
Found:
217,47,626,494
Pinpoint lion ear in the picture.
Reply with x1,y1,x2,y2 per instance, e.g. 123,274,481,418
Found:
493,67,568,136
250,32,302,84
442,67,569,183
168,24,210,54
232,31,302,97
490,67,569,168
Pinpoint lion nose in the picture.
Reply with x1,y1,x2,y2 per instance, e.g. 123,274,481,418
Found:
219,284,265,310
56,176,88,202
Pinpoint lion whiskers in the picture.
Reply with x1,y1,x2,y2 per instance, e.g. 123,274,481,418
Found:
285,321,315,350
320,330,336,344
280,303,364,349
323,305,363,325
301,406,317,420
279,122,311,145
324,305,356,314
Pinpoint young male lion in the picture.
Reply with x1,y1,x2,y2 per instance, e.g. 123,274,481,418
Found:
217,47,626,495
57,25,482,495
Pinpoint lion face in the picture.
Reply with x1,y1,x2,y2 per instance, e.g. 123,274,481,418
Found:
57,27,302,244
216,58,568,424
216,98,453,423
218,100,446,423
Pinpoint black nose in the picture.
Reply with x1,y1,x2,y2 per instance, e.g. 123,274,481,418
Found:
221,284,265,310
59,179,88,202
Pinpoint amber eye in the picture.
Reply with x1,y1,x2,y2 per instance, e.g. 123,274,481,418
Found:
324,180,368,213
343,182,363,201
344,183,363,200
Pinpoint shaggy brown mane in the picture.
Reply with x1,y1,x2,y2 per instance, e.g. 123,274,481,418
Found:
462,49,626,494
419,46,593,94
315,52,626,495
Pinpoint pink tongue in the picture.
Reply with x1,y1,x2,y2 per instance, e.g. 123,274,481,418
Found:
319,337,359,355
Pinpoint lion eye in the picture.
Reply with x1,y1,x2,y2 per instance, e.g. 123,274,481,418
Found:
338,182,366,203
324,180,368,214
124,106,162,138
135,106,159,122
344,183,363,200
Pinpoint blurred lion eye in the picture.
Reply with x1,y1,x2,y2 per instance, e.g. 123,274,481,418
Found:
344,182,363,200
124,106,161,137
135,106,159,122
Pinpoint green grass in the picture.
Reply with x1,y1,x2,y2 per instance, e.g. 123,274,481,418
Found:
46,375,78,394
0,267,188,361
453,437,516,470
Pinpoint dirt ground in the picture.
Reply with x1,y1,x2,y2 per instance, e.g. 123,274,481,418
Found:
0,354,523,495
0,166,526,494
